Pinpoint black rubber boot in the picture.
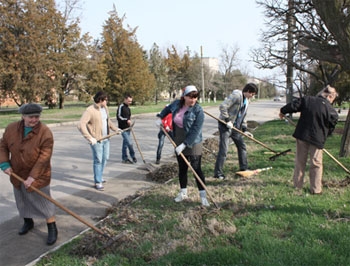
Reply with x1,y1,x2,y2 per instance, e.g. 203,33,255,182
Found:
47,222,58,245
18,218,34,235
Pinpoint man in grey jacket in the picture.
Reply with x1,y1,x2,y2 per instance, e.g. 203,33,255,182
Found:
214,83,258,179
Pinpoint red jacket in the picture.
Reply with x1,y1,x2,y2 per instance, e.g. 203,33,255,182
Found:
162,113,173,132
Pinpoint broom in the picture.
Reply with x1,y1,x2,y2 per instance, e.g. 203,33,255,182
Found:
235,167,273,178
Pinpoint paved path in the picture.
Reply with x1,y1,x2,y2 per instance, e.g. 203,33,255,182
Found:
0,100,285,266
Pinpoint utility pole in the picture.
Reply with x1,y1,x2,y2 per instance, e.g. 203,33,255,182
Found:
201,46,205,103
286,0,296,105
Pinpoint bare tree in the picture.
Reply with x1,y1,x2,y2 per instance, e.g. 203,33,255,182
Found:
219,44,241,97
253,0,341,93
254,0,350,157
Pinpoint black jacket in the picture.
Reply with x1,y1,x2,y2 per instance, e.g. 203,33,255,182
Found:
117,103,131,130
280,95,338,149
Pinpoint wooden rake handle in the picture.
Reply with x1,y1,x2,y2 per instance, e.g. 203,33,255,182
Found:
131,128,146,163
322,147,350,174
97,120,136,142
160,126,219,209
98,131,121,142
11,172,107,237
203,110,279,153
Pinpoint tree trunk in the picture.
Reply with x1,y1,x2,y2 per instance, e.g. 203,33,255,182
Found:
286,0,295,120
59,92,65,109
339,108,350,157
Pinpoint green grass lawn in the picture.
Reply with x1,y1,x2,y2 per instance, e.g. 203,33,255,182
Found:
0,100,222,129
36,118,350,266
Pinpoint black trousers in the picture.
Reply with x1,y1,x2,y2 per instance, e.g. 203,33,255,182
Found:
176,154,205,191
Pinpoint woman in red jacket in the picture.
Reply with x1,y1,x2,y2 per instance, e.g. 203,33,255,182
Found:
155,108,173,164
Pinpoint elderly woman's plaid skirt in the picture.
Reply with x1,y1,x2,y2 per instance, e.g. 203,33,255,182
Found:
13,184,55,219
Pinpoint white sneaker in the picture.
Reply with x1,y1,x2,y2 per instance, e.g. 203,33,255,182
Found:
174,192,188,202
95,183,104,191
201,197,210,207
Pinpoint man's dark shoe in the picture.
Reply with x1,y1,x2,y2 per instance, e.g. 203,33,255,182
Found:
122,159,133,164
47,222,58,245
310,190,322,195
155,159,160,164
132,157,137,163
18,218,34,235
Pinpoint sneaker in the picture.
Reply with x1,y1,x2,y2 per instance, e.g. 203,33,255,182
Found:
174,192,188,202
214,175,225,180
95,183,104,191
201,197,210,207
102,179,106,183
122,159,133,164
155,159,160,164
132,157,137,163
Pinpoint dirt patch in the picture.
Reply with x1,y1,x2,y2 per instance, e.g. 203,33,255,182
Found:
323,176,350,188
333,128,344,135
146,162,178,183
247,120,260,130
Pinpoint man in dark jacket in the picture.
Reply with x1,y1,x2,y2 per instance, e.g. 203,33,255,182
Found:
279,85,338,194
117,94,136,164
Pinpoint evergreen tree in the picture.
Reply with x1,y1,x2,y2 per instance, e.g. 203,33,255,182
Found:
0,0,84,107
0,0,59,105
101,7,155,104
165,46,191,98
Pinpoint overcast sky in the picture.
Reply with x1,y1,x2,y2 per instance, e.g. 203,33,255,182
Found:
72,0,281,80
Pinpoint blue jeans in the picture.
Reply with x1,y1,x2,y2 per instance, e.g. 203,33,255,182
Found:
90,139,110,184
214,122,247,177
121,131,135,161
156,130,173,160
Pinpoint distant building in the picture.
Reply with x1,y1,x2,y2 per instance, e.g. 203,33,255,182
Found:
202,57,219,73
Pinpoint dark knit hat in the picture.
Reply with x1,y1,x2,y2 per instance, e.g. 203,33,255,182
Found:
19,103,43,116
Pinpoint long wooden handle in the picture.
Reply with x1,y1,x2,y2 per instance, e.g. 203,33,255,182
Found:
12,172,107,237
161,126,219,209
322,148,350,174
97,121,136,142
131,128,146,163
98,131,120,142
203,110,279,153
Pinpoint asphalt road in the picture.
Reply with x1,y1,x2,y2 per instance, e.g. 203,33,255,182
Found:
0,99,285,266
